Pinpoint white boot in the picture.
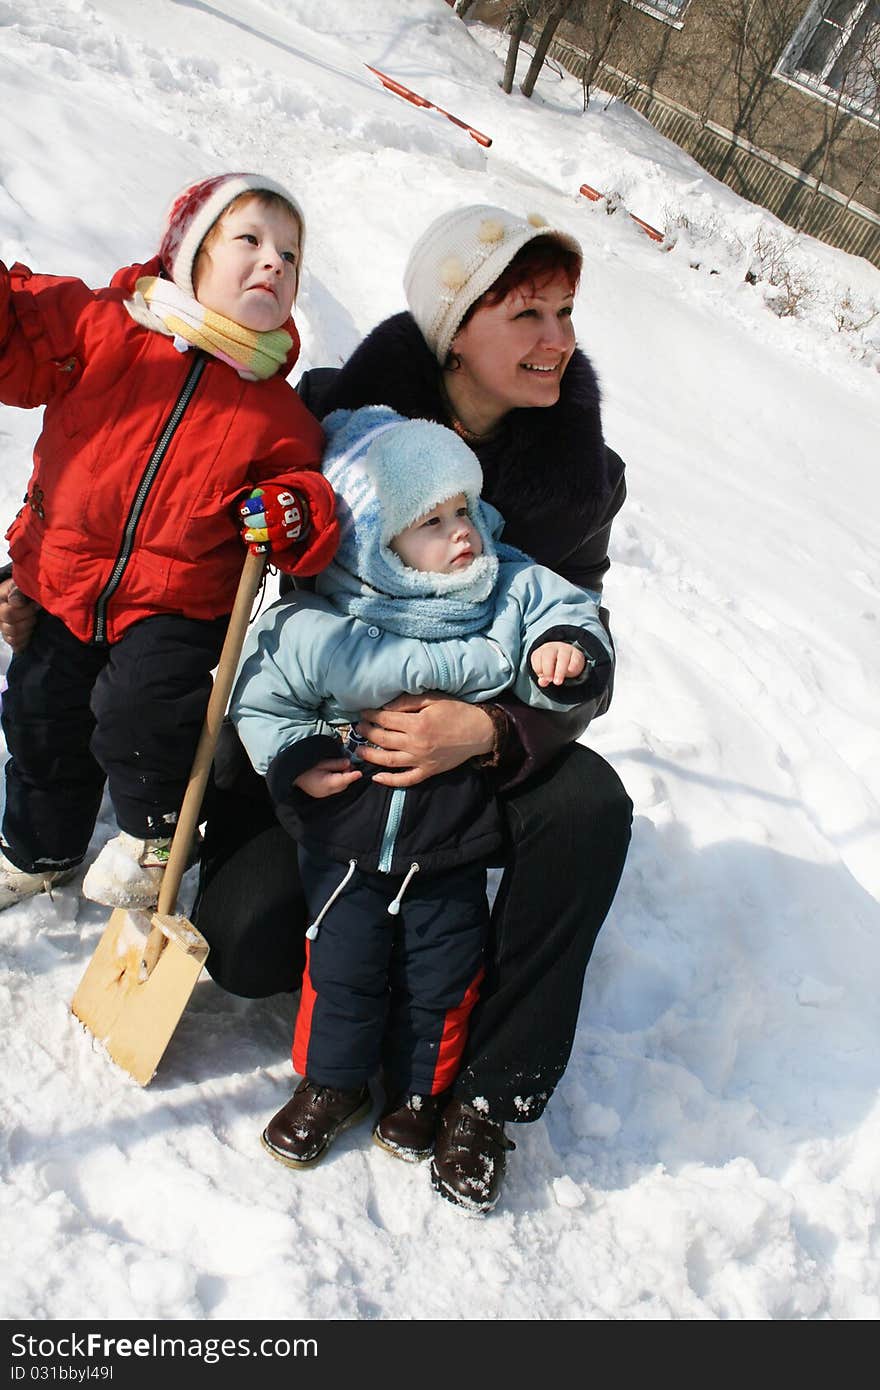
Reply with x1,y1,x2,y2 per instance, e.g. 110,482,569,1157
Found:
81,832,172,909
0,851,78,912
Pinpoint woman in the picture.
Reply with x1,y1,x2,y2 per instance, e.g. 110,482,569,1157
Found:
193,204,633,1213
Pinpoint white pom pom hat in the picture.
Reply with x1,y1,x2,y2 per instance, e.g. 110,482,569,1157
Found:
158,172,306,297
403,204,582,364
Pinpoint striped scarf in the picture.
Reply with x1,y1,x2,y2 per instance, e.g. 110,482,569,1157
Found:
124,276,295,380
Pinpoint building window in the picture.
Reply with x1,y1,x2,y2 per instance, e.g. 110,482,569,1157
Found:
778,1,880,122
628,0,690,24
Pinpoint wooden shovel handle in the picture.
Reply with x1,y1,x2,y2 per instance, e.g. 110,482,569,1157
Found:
157,551,266,916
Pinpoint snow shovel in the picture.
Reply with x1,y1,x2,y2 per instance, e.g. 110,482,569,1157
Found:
70,551,266,1086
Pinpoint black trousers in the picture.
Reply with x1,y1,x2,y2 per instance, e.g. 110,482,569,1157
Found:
1,609,226,873
295,848,488,1094
194,732,632,1123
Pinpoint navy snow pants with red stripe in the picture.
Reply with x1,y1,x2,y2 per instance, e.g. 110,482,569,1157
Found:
293,846,488,1095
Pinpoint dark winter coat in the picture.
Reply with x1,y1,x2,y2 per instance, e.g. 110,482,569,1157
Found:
0,258,337,644
294,311,626,787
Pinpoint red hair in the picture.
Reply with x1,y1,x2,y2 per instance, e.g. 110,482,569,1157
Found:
458,236,581,333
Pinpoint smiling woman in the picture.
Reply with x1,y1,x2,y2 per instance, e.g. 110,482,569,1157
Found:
440,242,580,437
193,201,631,1212
195,203,633,1214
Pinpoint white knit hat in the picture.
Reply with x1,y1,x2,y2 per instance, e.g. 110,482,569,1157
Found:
158,172,306,297
403,204,582,363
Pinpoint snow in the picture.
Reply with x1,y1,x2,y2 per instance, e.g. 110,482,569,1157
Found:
1,0,879,1325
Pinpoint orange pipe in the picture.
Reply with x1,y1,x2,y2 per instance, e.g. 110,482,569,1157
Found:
579,182,663,243
365,65,492,147
628,213,664,242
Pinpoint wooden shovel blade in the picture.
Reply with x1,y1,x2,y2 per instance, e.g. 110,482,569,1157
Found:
70,907,208,1086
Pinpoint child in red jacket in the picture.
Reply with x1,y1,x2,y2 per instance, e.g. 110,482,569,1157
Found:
0,172,339,911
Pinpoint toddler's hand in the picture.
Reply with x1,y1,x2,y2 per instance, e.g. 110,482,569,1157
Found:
0,579,39,653
240,484,309,559
295,758,362,798
530,641,586,688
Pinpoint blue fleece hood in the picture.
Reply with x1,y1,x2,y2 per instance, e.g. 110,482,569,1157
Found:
316,406,515,639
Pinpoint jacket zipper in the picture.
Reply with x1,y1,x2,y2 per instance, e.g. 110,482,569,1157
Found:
377,787,407,873
92,352,207,643
375,640,450,872
434,643,451,689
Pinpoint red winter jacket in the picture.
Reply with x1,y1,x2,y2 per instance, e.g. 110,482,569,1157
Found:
0,258,338,643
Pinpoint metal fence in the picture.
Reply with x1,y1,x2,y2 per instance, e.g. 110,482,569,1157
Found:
545,35,880,268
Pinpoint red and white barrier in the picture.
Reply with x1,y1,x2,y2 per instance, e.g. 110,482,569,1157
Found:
579,183,663,243
365,65,492,147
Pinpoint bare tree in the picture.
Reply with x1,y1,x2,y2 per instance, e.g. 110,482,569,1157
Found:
790,4,880,229
578,0,630,109
698,0,806,145
825,138,880,232
501,2,539,92
520,1,578,98
518,0,638,104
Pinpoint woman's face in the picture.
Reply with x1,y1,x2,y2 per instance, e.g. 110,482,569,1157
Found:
448,269,576,427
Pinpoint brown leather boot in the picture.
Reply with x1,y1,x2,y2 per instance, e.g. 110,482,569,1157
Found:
430,1098,515,1214
372,1093,445,1162
261,1078,371,1169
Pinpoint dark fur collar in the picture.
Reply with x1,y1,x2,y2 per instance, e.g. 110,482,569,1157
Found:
318,313,609,512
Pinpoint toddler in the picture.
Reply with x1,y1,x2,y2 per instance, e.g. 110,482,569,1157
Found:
0,172,339,911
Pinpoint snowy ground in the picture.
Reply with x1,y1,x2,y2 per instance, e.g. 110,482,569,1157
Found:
1,0,879,1324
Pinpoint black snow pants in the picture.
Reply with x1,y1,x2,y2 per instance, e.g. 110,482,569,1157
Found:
1,609,226,872
293,846,488,1095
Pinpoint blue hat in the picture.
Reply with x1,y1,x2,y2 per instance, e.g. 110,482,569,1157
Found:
320,406,500,599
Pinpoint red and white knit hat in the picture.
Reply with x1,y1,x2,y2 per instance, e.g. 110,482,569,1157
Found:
158,173,306,297
403,204,582,364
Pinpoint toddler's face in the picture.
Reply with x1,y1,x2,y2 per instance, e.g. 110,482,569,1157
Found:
192,196,300,332
389,492,483,575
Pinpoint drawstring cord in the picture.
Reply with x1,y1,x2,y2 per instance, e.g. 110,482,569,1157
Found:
305,859,357,940
387,862,420,916
305,858,422,936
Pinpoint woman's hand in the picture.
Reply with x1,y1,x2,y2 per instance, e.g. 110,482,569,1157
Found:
295,758,362,798
0,578,38,653
355,695,495,788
